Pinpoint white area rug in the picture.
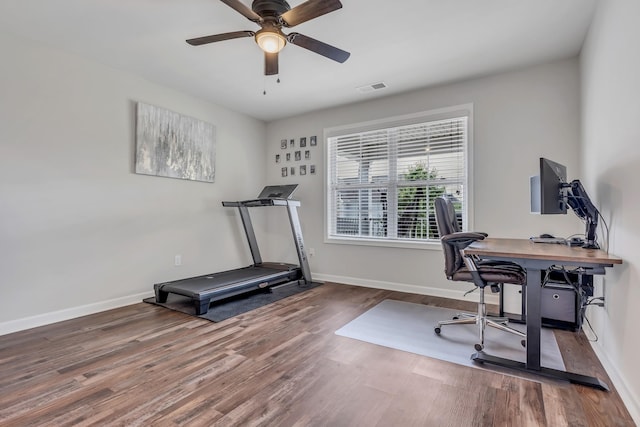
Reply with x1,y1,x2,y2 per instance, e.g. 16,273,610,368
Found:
335,299,565,373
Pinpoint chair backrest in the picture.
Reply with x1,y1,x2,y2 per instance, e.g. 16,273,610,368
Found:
435,196,461,235
434,197,464,278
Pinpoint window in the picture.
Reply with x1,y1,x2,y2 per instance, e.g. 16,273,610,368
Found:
326,106,471,246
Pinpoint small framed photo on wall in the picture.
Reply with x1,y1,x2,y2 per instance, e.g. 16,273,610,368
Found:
281,167,288,177
310,135,317,146
300,165,307,175
305,150,310,160
290,166,295,176
275,154,280,163
281,139,287,149
310,165,316,174
300,137,307,147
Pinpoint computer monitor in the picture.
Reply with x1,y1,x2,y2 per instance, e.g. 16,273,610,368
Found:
530,157,600,249
535,157,568,214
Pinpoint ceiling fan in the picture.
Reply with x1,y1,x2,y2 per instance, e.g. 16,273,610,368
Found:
186,0,350,75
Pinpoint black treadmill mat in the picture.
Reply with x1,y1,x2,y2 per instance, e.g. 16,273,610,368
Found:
143,281,323,323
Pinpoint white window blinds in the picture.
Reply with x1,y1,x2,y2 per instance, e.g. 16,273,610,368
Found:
327,114,468,243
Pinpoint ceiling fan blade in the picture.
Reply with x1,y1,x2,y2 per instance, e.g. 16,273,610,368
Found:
287,33,350,63
280,0,342,27
186,31,254,46
219,0,262,23
265,52,279,75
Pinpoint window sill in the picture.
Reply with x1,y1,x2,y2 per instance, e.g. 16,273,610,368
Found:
324,236,442,250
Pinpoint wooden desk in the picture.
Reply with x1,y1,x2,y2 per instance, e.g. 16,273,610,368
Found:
463,238,622,390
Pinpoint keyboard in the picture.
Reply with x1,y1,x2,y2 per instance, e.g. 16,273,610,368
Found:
530,237,567,244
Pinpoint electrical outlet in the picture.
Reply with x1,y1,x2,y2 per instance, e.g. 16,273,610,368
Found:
308,248,315,257
174,254,182,266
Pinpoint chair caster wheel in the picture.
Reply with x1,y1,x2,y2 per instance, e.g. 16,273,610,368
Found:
452,316,459,320
521,339,526,348
434,327,441,334
474,343,483,351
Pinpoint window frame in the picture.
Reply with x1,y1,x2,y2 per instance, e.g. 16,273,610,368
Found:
323,104,474,250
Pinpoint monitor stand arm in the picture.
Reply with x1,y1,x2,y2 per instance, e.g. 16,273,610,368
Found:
584,215,599,249
563,180,600,249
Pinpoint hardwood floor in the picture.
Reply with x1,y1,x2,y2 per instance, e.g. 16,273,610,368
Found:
0,283,634,426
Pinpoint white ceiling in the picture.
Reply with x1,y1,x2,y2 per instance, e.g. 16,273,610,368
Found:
0,0,597,122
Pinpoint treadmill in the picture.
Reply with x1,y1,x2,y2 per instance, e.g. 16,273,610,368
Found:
153,184,313,315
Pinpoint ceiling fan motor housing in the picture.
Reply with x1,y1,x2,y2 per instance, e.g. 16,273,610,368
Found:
252,0,291,18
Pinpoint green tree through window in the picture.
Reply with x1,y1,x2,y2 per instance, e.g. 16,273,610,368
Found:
398,163,447,239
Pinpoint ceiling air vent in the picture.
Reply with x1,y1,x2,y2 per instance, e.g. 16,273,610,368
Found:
356,82,388,93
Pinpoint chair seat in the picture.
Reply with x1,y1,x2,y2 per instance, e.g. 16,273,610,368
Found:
451,264,526,285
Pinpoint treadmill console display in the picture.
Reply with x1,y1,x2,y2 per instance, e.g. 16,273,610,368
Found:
257,184,298,199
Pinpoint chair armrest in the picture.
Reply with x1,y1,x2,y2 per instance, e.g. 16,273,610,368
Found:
441,232,486,250
442,231,486,243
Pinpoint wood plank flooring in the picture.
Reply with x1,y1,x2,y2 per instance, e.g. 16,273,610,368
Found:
0,283,634,426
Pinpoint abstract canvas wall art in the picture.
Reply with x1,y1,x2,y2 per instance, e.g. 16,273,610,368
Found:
135,102,216,183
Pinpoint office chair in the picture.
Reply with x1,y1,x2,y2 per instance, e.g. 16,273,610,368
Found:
433,197,526,351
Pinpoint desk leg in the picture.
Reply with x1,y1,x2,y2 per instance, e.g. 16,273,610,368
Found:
471,352,609,390
525,267,542,370
471,268,609,390
473,268,543,371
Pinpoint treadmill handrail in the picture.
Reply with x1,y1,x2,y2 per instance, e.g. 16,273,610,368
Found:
222,199,300,207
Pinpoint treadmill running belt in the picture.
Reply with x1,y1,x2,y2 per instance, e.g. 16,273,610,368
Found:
154,264,301,315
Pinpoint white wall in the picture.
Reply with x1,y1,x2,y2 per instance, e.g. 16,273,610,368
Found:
265,59,583,302
581,0,640,422
0,31,266,333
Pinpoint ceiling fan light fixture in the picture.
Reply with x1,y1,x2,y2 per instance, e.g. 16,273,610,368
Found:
255,30,286,53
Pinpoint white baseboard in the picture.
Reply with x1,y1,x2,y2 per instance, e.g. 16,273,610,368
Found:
0,274,489,337
589,340,640,425
0,291,154,337
313,273,500,305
